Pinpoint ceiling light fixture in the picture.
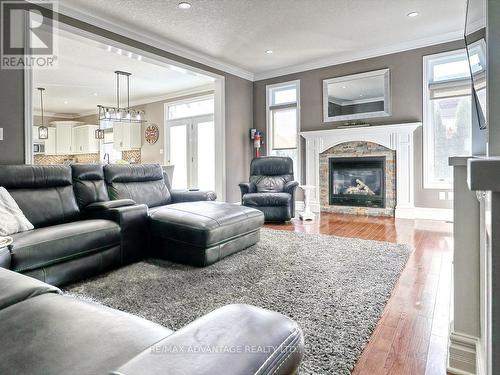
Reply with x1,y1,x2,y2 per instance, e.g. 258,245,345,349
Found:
407,11,419,17
265,50,273,54
178,2,191,9
96,71,146,139
37,88,48,140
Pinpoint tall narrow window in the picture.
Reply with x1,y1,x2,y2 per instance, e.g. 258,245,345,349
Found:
266,81,300,178
423,50,474,188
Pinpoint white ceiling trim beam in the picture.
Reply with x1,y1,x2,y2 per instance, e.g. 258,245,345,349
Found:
54,2,255,81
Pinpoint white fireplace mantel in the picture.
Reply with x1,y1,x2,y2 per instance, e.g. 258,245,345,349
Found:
300,122,421,218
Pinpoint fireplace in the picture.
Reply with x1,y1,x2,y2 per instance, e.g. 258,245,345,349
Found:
329,157,386,208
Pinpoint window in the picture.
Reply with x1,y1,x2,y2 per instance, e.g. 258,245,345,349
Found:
423,50,473,189
266,81,300,178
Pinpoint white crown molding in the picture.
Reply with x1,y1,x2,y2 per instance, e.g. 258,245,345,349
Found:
32,110,80,119
254,29,465,81
50,3,255,81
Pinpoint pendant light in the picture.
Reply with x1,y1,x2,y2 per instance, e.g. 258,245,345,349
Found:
96,71,145,131
37,88,48,140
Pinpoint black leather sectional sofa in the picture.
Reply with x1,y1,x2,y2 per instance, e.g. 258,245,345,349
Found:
0,164,304,374
0,163,264,285
0,267,304,374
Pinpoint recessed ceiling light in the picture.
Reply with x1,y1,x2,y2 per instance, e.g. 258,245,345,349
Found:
265,50,273,54
407,11,419,17
178,2,191,9
342,85,346,89
93,92,98,96
63,100,68,104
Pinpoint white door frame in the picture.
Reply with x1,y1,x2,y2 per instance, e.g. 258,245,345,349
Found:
23,17,226,200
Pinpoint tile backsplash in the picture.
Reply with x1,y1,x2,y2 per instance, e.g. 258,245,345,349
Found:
34,150,142,165
34,153,100,165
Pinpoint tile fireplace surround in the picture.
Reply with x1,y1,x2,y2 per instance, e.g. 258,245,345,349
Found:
300,123,421,218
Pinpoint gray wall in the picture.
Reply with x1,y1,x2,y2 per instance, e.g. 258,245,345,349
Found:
0,12,253,203
488,0,500,155
0,69,25,164
254,40,466,209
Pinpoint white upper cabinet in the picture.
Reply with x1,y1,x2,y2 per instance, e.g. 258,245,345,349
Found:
113,122,141,151
72,125,99,154
53,122,75,155
45,127,56,155
49,121,101,155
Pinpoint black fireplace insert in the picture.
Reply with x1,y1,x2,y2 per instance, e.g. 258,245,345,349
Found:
329,157,386,208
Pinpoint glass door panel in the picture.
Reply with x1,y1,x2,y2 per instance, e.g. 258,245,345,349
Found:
196,120,215,191
169,124,188,189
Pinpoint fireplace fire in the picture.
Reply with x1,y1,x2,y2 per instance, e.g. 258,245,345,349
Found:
329,157,386,208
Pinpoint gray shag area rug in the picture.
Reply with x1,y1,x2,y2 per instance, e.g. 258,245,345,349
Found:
66,228,410,374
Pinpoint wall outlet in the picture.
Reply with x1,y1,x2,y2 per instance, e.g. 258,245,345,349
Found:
439,192,446,200
0,128,3,141
159,148,164,155
448,192,454,200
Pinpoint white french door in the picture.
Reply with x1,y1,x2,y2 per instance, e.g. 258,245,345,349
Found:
167,114,215,191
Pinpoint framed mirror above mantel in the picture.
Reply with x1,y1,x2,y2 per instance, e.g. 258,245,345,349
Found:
323,68,391,122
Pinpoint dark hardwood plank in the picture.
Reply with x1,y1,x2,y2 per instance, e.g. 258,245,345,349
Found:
265,212,453,375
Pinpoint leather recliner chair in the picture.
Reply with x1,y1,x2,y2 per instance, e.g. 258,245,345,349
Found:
239,157,299,222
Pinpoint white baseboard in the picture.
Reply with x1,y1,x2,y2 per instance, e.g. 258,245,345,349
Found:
295,201,453,222
448,331,479,375
395,207,453,221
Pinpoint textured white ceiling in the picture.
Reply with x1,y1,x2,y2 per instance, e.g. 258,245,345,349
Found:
33,29,214,115
61,0,469,78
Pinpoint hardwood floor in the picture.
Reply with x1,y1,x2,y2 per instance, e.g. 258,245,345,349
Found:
266,212,453,375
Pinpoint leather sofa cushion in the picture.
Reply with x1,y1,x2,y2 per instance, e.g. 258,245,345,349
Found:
0,268,60,310
71,164,110,208
0,165,72,189
242,192,292,206
10,219,120,273
0,165,80,228
150,202,264,247
105,164,172,208
0,293,172,375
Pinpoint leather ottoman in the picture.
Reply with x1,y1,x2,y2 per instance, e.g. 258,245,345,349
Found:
149,202,264,266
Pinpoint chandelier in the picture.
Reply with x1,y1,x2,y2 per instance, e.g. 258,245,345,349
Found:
95,70,145,139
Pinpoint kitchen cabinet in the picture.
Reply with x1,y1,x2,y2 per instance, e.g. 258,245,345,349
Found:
55,123,73,154
33,126,40,141
72,125,99,154
50,121,82,155
45,127,56,155
113,122,141,151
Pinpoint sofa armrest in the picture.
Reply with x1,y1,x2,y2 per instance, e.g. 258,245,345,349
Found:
84,199,136,211
87,204,149,264
284,181,299,195
170,189,217,203
112,304,304,375
239,182,256,195
0,247,11,270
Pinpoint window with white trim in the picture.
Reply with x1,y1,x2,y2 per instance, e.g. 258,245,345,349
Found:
266,81,300,179
423,49,473,189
